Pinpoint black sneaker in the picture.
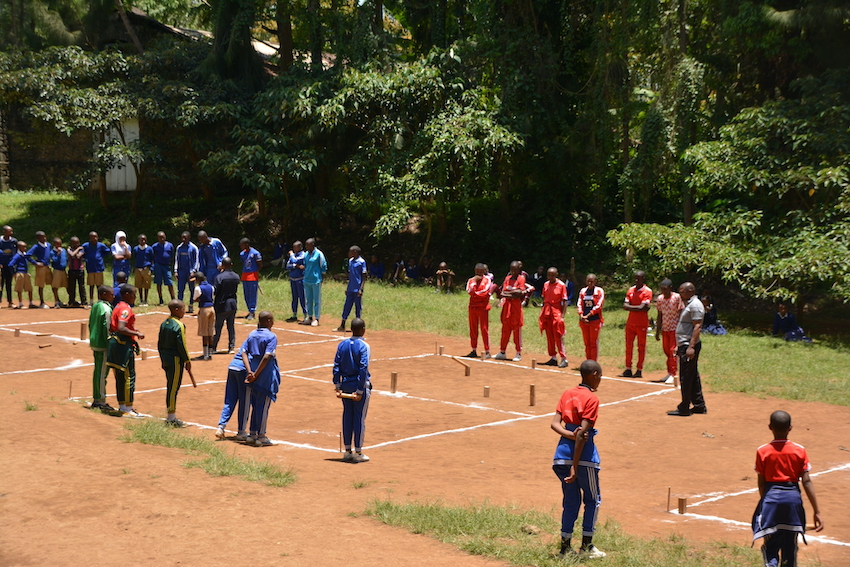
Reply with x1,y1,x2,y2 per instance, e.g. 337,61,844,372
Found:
543,358,559,366
618,369,633,377
464,350,479,358
634,370,643,378
285,316,298,322
692,406,708,414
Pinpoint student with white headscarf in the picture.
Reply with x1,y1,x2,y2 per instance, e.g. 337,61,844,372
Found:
111,231,132,285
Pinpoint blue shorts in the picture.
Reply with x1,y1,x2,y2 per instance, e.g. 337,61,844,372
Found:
153,264,173,285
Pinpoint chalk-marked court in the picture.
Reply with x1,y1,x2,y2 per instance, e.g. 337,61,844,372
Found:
680,512,850,547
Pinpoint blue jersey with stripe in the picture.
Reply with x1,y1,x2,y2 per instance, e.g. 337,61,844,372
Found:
240,247,262,274
333,336,371,394
244,328,279,401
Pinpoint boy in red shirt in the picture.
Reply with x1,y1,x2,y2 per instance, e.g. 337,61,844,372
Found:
550,359,605,559
577,274,604,361
107,285,145,416
654,278,684,384
538,267,569,367
495,261,526,361
752,410,823,567
620,270,653,378
464,263,492,359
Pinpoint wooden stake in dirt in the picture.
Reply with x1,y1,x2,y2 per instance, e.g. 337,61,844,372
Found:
14,328,20,337
678,497,688,514
339,431,343,453
451,356,471,376
531,358,537,369
80,322,87,340
529,384,536,406
140,349,148,360
35,332,51,337
483,386,490,398
439,345,444,356
435,341,438,354
39,344,52,349
68,380,73,399
667,487,671,512
390,372,398,393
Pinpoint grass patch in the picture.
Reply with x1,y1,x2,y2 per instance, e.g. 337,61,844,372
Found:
23,400,38,411
364,500,765,567
121,419,296,488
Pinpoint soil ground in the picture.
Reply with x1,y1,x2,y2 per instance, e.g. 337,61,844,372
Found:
1,307,848,566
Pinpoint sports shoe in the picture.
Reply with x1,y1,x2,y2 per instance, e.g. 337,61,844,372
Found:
187,305,194,313
483,352,491,359
311,319,319,327
299,318,312,325
618,369,633,377
285,316,298,323
634,370,643,378
165,418,185,427
254,436,273,447
543,358,558,366
352,452,370,463
122,408,142,418
246,312,255,321
90,402,116,412
227,348,235,354
464,351,479,358
652,374,674,383
579,544,606,559
558,358,568,368
55,301,66,308
243,435,256,445
342,451,354,462
494,352,507,360
691,406,708,414
40,303,50,309
512,353,522,362
667,409,692,417
234,432,249,442
334,325,346,332
29,302,36,309
215,427,226,439
203,354,212,361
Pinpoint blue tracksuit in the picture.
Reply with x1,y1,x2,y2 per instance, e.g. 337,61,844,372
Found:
217,344,250,434
342,256,367,320
286,251,307,316
239,246,262,313
175,242,199,305
303,249,327,319
199,237,228,283
333,336,371,451
152,241,174,285
243,328,279,437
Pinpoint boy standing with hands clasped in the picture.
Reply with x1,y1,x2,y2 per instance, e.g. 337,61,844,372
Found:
333,317,371,463
464,263,492,359
158,300,191,427
243,311,280,447
550,359,606,559
752,410,823,567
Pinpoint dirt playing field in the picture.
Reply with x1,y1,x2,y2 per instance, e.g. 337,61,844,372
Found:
1,307,848,567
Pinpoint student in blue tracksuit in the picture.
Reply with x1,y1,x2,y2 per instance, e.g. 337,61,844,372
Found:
239,237,262,320
152,231,175,305
49,237,68,307
214,337,252,441
285,241,307,322
198,230,228,284
243,311,280,447
335,245,367,332
333,318,372,463
174,231,199,313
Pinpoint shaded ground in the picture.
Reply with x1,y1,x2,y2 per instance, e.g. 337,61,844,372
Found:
1,307,848,566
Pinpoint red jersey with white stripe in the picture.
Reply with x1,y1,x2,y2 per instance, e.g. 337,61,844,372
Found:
625,285,653,326
755,439,811,483
467,275,493,308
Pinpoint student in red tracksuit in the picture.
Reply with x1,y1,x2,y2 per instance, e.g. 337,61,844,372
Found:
619,270,653,378
538,267,569,367
653,278,683,384
464,263,492,359
577,274,604,361
495,261,526,361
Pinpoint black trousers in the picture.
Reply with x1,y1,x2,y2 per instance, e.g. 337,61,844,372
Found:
0,264,13,303
213,309,236,351
67,269,85,304
677,342,706,413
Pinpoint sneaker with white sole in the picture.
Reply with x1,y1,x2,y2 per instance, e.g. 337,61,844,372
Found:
483,352,491,360
664,374,675,384
352,452,370,463
558,358,569,368
254,436,273,447
243,435,256,445
512,353,522,362
579,544,606,559
215,427,226,439
342,451,354,462
165,418,185,428
122,408,142,418
311,319,319,327
234,432,249,441
494,352,507,360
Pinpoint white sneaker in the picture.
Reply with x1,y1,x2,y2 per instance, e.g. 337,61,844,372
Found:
494,352,507,360
512,353,522,362
342,451,354,462
483,352,491,360
215,427,226,439
352,452,370,463
558,358,568,368
311,319,319,327
580,545,606,559
664,374,675,384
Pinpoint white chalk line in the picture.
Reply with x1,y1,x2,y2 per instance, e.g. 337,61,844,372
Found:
0,310,168,329
679,513,850,547
690,463,850,508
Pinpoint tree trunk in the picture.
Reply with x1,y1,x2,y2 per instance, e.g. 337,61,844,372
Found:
257,186,267,219
97,130,109,209
678,0,687,54
313,168,330,233
308,0,323,72
276,0,294,73
115,0,145,55
0,108,9,192
430,0,446,48
182,138,213,202
372,0,383,35
420,204,433,259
